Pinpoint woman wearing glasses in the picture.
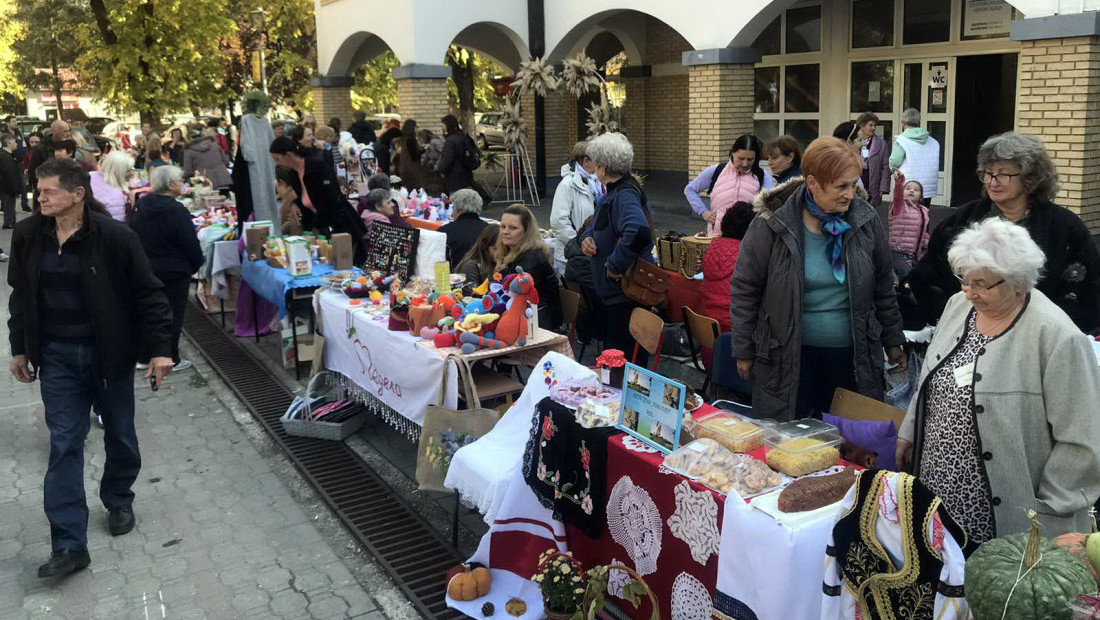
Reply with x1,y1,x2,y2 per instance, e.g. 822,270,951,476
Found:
898,217,1100,541
910,132,1100,332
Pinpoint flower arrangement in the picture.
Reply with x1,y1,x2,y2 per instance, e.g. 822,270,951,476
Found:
560,53,601,98
511,57,558,97
533,551,587,616
499,97,526,153
507,52,621,140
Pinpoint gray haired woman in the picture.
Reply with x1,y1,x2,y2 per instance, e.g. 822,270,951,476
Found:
910,131,1100,332
438,187,487,268
898,217,1100,542
129,164,204,371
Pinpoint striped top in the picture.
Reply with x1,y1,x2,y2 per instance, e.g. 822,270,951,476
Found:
39,227,93,344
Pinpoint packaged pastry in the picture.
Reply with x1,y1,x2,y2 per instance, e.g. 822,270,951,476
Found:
664,438,727,478
550,378,620,409
576,399,620,428
664,439,783,497
763,421,842,477
777,467,858,512
694,411,766,453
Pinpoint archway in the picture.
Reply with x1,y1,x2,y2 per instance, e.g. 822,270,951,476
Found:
325,32,398,79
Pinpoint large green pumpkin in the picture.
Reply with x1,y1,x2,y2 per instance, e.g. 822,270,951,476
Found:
966,512,1097,620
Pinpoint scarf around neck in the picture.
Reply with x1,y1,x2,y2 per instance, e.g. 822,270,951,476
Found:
577,164,604,201
804,188,851,283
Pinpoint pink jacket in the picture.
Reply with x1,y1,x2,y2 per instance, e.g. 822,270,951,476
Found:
888,175,930,257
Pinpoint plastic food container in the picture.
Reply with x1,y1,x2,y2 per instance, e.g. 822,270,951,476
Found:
695,410,766,453
1069,594,1100,619
763,420,843,477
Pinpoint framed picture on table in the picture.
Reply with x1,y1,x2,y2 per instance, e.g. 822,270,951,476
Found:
616,363,686,455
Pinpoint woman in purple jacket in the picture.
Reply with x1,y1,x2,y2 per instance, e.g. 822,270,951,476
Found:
854,112,891,207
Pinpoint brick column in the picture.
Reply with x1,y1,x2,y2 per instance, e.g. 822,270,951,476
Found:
1013,16,1100,233
393,65,452,128
683,49,759,178
310,76,354,129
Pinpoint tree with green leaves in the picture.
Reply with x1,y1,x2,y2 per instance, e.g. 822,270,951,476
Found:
0,0,23,105
351,51,399,114
12,0,85,116
83,0,236,125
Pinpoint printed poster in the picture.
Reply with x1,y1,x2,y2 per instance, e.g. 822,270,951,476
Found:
616,363,686,454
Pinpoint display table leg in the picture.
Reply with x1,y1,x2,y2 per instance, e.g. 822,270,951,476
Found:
289,295,301,381
252,289,260,344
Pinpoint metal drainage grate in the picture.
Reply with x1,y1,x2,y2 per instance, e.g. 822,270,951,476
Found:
182,300,465,620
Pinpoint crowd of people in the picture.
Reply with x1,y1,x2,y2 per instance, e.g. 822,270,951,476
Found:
3,95,1099,577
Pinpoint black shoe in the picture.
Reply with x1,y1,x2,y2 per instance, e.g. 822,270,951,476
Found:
37,549,91,578
2,223,12,229
107,505,135,536
20,205,30,213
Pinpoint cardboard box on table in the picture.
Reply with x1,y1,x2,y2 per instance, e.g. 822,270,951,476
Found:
331,233,354,270
284,236,313,278
245,224,271,261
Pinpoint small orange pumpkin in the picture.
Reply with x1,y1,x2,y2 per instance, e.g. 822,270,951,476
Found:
447,563,492,601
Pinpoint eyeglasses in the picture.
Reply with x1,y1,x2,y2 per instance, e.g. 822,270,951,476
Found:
977,171,1022,185
954,273,1005,292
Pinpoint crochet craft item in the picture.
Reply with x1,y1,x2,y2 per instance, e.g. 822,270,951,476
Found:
671,572,712,620
667,481,721,566
622,435,659,454
607,475,663,576
606,558,631,598
523,398,616,537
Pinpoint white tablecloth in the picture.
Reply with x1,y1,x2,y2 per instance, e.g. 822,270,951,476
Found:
210,240,242,300
317,290,572,435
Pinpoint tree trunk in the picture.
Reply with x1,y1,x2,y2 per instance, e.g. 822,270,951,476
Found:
50,56,63,120
447,49,476,137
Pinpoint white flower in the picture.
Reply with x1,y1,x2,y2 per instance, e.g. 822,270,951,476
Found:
553,575,560,582
561,564,570,574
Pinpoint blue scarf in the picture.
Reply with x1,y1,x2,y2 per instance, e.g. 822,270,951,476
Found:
577,164,605,201
804,189,850,283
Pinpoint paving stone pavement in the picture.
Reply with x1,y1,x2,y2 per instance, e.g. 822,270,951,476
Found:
0,232,423,619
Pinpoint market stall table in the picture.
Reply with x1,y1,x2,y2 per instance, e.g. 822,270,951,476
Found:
240,259,342,379
317,288,573,437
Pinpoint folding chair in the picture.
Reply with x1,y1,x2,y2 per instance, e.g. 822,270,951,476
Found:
681,306,721,397
628,307,665,371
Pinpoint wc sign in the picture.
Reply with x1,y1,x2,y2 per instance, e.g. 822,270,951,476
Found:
929,66,948,89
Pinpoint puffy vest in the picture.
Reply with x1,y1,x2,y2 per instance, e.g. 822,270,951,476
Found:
889,201,928,256
896,135,940,198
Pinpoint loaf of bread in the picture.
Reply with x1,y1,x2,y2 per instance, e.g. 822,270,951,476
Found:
777,467,858,512
765,438,840,477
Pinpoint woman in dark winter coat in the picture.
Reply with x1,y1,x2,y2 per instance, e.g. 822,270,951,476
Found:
732,137,907,421
436,114,473,195
394,119,424,191
854,112,891,207
374,120,403,176
129,165,204,370
182,128,232,191
910,131,1100,333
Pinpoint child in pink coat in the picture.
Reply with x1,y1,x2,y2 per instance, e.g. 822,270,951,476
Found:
888,171,930,280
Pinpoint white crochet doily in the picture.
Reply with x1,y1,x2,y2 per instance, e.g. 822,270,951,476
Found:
622,435,659,453
667,481,720,566
671,572,712,620
607,475,662,576
607,558,631,599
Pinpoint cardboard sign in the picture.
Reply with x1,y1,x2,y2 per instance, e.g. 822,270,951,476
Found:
433,261,451,293
245,225,270,261
616,363,686,455
331,233,354,270
363,222,420,280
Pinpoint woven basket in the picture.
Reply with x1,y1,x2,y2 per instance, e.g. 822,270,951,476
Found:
678,234,712,277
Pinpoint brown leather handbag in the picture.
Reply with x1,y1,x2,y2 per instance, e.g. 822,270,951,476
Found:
620,200,668,308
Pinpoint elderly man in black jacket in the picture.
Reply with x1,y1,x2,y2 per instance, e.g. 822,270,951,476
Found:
8,158,174,579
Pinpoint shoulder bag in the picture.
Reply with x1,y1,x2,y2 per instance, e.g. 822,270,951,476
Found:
618,187,669,308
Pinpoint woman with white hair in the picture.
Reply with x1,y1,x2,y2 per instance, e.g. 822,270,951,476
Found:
129,165,204,371
438,187,487,268
911,131,1100,332
91,150,135,221
898,217,1100,541
578,132,654,362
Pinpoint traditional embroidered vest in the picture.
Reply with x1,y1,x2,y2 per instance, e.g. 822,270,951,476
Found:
896,136,939,198
827,471,969,620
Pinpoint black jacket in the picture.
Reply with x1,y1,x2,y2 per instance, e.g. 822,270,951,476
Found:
504,247,562,331
0,149,19,196
438,211,488,268
129,192,205,277
348,120,375,146
437,130,473,195
299,155,367,263
374,127,403,175
8,206,173,380
909,196,1100,332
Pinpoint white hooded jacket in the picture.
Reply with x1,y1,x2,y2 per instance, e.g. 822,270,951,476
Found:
550,162,595,268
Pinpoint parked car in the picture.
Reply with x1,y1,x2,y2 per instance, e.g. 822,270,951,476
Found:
15,116,42,138
475,112,505,149
86,116,114,134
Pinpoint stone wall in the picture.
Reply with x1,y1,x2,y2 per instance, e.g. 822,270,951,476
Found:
312,86,355,131
396,78,452,129
1016,36,1100,232
687,64,755,178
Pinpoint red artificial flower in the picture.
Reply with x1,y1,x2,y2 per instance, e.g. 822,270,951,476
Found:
541,416,556,440
581,447,591,470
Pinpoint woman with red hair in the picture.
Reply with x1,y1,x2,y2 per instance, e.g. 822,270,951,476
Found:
731,137,907,420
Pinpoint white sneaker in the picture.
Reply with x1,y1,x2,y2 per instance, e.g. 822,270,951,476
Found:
173,359,193,371
0,251,8,262
95,415,104,428
135,362,148,370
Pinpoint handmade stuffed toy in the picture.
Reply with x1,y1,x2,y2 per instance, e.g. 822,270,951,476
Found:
459,267,538,354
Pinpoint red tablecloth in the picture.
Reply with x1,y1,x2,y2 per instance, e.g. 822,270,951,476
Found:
665,270,703,324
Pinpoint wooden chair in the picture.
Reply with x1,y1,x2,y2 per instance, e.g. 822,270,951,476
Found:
829,387,907,428
681,306,721,396
559,288,583,361
628,307,665,370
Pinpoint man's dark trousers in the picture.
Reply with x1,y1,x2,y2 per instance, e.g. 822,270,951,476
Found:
39,341,140,552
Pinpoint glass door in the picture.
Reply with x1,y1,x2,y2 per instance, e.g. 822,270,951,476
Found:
901,59,953,206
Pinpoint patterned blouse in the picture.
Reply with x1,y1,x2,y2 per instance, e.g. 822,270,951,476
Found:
918,310,997,544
